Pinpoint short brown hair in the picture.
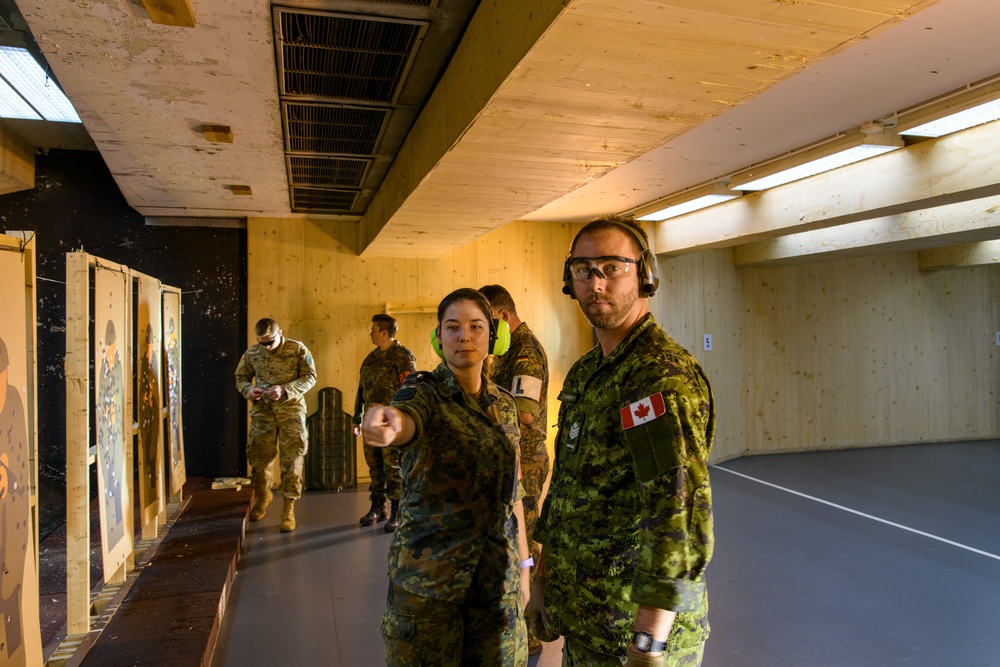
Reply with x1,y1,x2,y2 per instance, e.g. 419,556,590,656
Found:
478,284,517,315
570,215,649,256
255,318,278,337
372,313,398,337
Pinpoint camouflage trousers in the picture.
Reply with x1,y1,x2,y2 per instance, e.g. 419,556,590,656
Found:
247,408,307,500
519,438,549,564
364,443,402,501
381,584,528,667
561,636,704,667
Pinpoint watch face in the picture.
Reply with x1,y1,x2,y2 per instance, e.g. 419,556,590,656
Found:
634,631,652,651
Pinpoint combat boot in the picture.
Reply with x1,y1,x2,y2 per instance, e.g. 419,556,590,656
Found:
359,495,387,526
280,497,296,532
249,487,272,521
384,499,400,533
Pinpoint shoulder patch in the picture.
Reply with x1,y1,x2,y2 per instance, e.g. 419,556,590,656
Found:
393,370,433,401
392,386,417,401
620,392,666,429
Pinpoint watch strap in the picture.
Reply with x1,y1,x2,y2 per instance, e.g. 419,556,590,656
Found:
632,630,667,653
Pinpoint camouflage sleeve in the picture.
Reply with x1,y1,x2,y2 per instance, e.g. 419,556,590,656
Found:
389,375,436,446
234,351,255,399
399,348,417,384
508,346,545,419
353,384,364,424
627,373,715,613
284,343,318,398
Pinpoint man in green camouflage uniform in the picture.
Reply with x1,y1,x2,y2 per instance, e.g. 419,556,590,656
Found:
353,314,417,532
479,284,550,656
363,288,530,667
235,318,317,532
532,218,715,667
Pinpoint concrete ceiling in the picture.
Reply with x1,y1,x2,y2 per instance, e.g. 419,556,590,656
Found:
8,0,1000,261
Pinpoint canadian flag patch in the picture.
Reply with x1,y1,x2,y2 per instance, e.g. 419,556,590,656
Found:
620,392,666,430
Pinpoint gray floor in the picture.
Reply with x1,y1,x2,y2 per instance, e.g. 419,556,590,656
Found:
212,440,1000,667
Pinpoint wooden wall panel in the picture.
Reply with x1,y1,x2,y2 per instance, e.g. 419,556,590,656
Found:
740,253,1000,454
248,218,589,483
252,220,1000,476
655,248,743,463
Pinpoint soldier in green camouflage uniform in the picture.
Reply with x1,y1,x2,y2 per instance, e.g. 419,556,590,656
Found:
353,314,417,532
479,284,550,656
363,289,531,667
532,218,715,667
235,318,317,532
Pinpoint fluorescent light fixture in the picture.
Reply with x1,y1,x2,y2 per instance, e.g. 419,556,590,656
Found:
636,183,739,221
730,128,902,192
0,75,41,120
900,98,1000,138
0,46,81,123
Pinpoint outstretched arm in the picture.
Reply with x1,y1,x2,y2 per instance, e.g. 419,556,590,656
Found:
362,405,416,447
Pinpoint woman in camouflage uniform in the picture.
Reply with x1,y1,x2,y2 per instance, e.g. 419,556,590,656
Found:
363,288,531,667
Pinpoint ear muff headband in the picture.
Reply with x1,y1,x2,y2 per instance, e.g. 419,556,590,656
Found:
431,318,511,359
562,222,660,298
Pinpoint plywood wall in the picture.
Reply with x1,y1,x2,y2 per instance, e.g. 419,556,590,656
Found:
656,248,743,463
660,247,1000,461
742,253,1000,454
247,217,590,482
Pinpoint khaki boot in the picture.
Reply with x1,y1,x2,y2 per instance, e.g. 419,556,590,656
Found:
280,497,296,532
250,487,272,521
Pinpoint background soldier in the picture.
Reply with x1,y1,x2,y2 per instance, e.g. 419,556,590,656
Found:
353,314,416,532
235,318,317,532
532,217,716,666
479,283,550,657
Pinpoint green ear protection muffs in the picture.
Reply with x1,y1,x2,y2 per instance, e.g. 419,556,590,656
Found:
431,318,511,359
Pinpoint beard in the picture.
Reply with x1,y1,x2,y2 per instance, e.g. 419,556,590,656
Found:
581,289,638,330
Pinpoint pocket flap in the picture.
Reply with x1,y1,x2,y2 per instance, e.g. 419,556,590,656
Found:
381,608,416,640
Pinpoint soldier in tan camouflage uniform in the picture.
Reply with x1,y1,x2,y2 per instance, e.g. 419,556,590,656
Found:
479,284,550,657
531,218,715,667
363,288,531,667
235,318,317,532
353,314,417,532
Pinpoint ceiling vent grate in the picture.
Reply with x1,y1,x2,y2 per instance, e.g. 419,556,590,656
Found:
288,156,372,188
284,102,390,155
278,10,425,104
291,187,361,212
356,0,434,6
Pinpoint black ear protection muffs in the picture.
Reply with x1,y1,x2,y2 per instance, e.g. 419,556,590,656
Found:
562,222,659,298
431,318,511,358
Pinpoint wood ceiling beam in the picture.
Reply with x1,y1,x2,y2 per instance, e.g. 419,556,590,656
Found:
356,0,568,256
918,241,1000,270
140,0,195,28
656,121,1000,255
733,195,1000,266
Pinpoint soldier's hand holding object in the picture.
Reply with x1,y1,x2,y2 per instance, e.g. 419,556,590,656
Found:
363,406,402,446
267,385,284,401
249,387,264,401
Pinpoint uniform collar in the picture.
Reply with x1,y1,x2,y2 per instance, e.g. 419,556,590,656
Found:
591,312,656,366
431,361,499,404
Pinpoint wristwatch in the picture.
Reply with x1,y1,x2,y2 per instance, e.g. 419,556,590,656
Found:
632,630,666,653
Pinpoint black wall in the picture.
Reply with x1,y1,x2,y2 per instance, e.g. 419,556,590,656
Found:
0,149,247,531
